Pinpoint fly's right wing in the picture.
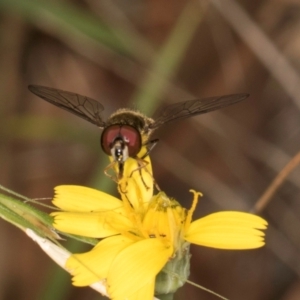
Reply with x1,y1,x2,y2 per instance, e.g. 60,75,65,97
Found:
150,93,249,129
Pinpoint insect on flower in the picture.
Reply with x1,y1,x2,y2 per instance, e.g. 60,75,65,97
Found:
28,85,248,180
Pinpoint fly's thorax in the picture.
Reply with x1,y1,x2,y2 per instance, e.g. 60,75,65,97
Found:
106,109,155,144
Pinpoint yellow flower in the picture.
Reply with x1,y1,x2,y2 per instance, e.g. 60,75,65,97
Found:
51,180,267,299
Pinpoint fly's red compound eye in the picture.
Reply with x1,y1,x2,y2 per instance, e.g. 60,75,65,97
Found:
101,125,142,157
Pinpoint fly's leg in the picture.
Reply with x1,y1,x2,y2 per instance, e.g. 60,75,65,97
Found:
104,161,120,183
142,139,160,191
118,180,129,195
142,139,159,159
105,162,128,194
129,157,161,192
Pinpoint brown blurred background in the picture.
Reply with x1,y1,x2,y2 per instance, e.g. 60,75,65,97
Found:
1,0,300,299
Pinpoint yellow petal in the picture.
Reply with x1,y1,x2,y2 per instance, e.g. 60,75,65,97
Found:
51,211,133,238
53,185,122,212
113,280,155,300
118,155,153,210
108,238,173,299
142,192,185,244
67,235,134,286
185,211,268,249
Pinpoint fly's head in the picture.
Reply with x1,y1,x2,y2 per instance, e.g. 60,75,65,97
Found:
101,109,155,163
101,124,142,164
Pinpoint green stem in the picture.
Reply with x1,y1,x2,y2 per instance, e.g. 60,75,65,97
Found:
156,294,174,300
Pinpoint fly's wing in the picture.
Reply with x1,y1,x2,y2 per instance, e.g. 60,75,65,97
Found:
28,85,106,128
150,93,249,129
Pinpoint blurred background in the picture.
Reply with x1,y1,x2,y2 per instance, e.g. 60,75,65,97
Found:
1,0,300,299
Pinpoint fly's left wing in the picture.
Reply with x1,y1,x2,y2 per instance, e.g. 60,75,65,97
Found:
28,85,106,128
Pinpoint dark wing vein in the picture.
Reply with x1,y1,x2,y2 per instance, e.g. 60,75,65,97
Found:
28,85,106,128
150,93,249,129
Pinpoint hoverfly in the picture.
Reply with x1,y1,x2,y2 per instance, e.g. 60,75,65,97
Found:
28,85,248,180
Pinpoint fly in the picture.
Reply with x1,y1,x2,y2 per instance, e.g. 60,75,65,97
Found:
28,85,249,180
